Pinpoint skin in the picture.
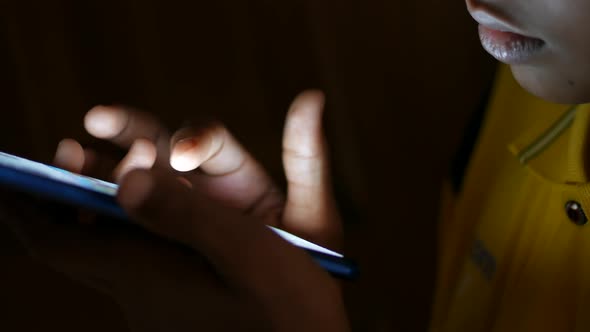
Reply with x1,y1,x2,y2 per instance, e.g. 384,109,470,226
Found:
3,2,587,330
0,91,349,331
466,0,590,103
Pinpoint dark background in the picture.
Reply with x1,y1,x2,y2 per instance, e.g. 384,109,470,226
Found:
0,0,495,330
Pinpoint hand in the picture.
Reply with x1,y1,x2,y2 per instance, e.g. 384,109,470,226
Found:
1,91,349,331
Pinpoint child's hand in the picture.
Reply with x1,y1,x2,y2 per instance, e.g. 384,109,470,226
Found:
3,91,349,331
54,90,342,249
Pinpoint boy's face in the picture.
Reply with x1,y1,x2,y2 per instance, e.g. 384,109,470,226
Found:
467,0,590,104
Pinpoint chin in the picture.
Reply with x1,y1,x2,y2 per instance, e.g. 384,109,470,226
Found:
510,65,590,105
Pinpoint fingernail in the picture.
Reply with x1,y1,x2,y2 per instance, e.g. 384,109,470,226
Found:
85,106,128,139
118,170,153,211
170,138,202,172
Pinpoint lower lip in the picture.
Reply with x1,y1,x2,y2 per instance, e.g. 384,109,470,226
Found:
478,25,545,64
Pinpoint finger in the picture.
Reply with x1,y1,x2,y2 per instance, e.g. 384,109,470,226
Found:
112,139,158,182
53,139,111,224
84,105,170,165
53,139,85,173
170,124,283,222
53,139,115,179
53,137,120,202
281,91,342,249
117,169,341,308
169,125,224,173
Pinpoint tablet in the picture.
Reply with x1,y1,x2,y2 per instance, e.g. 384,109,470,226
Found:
0,151,358,279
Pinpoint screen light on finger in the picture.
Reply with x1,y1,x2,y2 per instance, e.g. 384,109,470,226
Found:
84,106,127,139
171,138,208,172
170,151,202,172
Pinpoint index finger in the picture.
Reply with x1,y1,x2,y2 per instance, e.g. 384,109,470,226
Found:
84,105,171,164
169,124,284,223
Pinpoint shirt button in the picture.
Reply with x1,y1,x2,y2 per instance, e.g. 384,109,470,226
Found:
565,201,588,226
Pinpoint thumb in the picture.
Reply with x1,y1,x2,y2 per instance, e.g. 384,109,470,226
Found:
281,90,342,250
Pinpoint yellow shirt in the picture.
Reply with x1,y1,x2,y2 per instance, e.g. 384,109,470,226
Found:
431,65,590,331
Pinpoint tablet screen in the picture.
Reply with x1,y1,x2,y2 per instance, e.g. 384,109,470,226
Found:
0,152,343,258
0,152,118,196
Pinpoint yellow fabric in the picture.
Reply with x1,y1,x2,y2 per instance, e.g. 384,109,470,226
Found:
431,65,590,332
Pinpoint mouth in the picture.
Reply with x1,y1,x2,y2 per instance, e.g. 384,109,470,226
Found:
471,10,546,64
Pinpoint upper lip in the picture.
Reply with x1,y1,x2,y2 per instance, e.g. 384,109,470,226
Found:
469,9,539,39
